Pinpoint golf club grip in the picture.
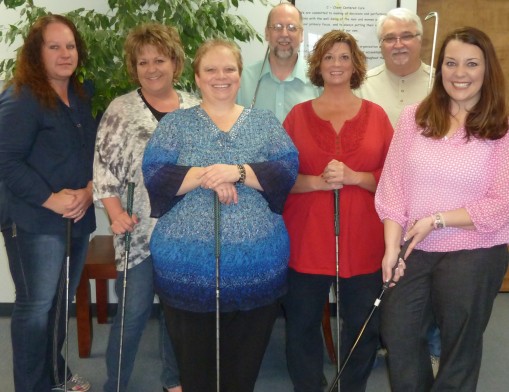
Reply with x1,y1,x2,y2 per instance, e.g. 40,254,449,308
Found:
214,193,220,258
383,238,411,289
125,182,135,252
398,238,411,262
66,218,72,255
333,189,339,236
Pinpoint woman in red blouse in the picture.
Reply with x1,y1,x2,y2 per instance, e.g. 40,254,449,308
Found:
282,30,393,392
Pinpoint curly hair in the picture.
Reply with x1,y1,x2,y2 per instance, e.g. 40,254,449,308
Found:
416,27,508,140
11,14,87,109
124,23,185,85
307,30,366,89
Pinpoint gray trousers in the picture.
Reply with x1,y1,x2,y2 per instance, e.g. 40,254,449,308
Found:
381,245,508,392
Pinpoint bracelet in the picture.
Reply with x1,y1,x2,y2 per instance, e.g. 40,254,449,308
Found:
432,213,446,229
236,164,246,184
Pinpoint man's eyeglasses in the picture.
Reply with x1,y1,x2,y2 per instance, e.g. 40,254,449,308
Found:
380,33,421,45
268,23,302,33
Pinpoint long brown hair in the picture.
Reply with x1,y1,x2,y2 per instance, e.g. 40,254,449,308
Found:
11,14,87,109
416,27,508,140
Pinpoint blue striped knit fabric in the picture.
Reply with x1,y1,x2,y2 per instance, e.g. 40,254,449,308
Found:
143,106,298,312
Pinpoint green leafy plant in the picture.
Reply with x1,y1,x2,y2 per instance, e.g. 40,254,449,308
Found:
0,0,264,115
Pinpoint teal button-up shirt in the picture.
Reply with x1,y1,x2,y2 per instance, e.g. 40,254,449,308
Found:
237,54,321,123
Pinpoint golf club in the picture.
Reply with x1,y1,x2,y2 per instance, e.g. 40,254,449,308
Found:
214,193,221,392
63,218,72,392
327,239,411,392
333,188,340,391
425,12,439,92
116,182,135,392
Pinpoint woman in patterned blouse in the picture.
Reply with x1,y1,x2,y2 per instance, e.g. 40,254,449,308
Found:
93,23,198,392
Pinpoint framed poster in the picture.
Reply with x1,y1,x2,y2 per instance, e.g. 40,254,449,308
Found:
296,0,414,69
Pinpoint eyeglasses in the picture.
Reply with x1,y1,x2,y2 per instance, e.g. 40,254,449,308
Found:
267,23,302,33
380,33,421,45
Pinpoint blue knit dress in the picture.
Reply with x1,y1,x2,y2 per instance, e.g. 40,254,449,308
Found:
143,106,298,312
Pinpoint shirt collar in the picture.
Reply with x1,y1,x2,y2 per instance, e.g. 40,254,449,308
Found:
262,52,309,83
386,61,430,82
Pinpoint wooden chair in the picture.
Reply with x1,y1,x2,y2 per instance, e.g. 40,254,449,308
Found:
500,245,509,292
322,300,337,364
75,235,117,358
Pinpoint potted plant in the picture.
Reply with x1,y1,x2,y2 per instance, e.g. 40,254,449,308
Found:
0,0,264,115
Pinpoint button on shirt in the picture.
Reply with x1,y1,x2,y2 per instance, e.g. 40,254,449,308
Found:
355,62,433,127
237,54,321,123
0,83,97,235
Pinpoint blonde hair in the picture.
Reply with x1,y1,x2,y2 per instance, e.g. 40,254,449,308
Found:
192,39,243,76
124,23,185,84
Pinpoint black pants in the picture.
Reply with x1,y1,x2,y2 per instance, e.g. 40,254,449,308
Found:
163,301,280,392
283,268,381,392
382,245,508,392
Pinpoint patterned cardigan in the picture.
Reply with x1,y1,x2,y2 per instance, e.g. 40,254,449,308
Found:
93,89,200,270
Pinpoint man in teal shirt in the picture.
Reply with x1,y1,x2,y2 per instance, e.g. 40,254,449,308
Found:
237,1,320,123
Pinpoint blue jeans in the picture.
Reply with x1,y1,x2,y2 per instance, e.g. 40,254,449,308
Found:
104,257,179,392
4,223,89,392
427,324,441,357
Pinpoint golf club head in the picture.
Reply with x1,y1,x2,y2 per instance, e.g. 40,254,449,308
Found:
425,11,438,21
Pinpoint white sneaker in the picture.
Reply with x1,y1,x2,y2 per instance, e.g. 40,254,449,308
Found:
52,374,91,391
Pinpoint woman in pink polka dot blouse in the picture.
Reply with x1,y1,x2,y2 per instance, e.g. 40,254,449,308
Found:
375,26,509,392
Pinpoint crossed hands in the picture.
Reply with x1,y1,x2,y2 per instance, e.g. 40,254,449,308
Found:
321,159,357,190
43,182,93,222
200,164,239,205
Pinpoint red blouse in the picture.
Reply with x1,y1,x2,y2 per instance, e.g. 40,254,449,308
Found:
283,99,393,278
